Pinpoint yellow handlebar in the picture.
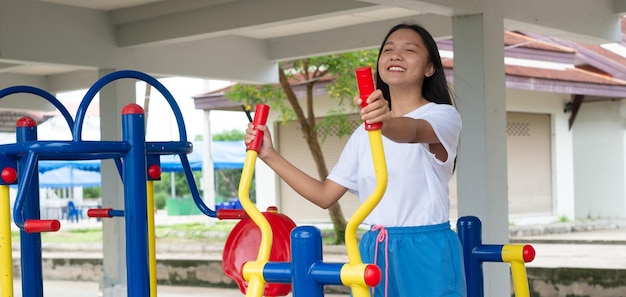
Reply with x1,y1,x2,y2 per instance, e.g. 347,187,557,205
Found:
343,129,387,297
502,244,535,297
238,150,272,297
240,92,387,297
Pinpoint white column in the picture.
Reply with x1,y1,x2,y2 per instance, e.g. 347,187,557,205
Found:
254,119,278,212
202,109,216,223
452,10,510,297
554,107,576,220
98,69,135,297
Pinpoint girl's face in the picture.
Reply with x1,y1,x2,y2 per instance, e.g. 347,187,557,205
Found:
377,28,434,89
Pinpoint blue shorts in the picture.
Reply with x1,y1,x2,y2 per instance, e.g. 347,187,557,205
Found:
359,222,467,297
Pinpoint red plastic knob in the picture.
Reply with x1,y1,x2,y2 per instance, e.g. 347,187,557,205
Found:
1,167,17,184
364,264,382,287
522,245,536,262
147,164,162,179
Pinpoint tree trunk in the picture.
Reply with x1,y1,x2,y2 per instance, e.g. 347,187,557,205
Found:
278,68,347,243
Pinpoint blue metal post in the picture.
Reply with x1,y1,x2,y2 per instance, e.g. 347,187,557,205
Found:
458,216,510,297
16,117,43,297
291,226,325,297
121,104,150,296
457,216,484,297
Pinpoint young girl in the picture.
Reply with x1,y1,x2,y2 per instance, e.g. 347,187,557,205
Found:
245,23,466,297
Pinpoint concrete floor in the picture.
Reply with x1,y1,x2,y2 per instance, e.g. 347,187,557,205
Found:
11,279,350,297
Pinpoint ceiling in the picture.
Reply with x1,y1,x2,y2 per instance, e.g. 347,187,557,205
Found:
0,0,624,110
40,0,168,11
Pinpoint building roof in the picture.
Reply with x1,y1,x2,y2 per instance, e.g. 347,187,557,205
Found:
194,29,626,112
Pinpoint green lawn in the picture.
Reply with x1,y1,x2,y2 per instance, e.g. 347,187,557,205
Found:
10,221,237,244
9,221,357,245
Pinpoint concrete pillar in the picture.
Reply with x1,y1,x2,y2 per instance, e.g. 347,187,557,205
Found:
97,69,135,297
202,109,216,223
452,10,510,297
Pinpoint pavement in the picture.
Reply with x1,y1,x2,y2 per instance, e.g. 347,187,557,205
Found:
11,279,253,297
514,230,626,269
8,217,626,296
10,279,351,297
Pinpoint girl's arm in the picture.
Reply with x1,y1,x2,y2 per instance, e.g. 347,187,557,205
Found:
356,90,439,144
245,124,347,209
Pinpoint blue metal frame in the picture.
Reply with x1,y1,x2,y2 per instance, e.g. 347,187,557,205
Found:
0,70,216,297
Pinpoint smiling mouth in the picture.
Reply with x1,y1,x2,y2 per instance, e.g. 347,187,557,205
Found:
387,66,406,72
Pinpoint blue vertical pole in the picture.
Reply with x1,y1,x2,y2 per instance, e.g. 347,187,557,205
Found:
291,226,324,297
16,117,43,297
121,104,150,296
457,216,484,297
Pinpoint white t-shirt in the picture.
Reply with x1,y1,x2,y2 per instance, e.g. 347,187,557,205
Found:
327,102,461,227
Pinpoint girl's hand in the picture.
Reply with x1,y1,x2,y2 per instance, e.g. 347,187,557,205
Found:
244,122,276,159
356,89,391,125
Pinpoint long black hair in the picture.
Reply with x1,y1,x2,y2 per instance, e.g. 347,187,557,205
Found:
375,23,454,109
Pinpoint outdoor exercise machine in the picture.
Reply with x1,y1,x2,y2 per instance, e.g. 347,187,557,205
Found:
457,216,536,297
216,66,537,297
0,68,536,297
214,67,385,297
0,70,210,297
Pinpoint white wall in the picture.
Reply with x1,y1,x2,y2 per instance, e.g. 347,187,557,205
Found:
506,89,576,222
253,86,626,224
572,99,626,218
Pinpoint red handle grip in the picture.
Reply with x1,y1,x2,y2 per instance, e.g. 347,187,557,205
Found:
24,219,61,233
355,67,382,130
216,209,249,220
246,104,270,152
88,208,113,218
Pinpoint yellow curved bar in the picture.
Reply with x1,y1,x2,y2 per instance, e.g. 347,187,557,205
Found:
239,150,272,297
345,129,387,266
0,184,14,297
502,244,530,297
146,181,157,297
344,129,387,297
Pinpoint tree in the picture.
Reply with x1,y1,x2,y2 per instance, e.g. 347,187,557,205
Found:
225,49,378,243
153,171,203,198
212,128,245,141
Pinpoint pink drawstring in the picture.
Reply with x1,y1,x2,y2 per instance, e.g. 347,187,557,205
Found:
371,225,388,297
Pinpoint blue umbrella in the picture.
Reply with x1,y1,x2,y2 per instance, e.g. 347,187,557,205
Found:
39,166,101,188
37,140,245,173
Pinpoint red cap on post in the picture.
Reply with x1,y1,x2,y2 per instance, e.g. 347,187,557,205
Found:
355,67,382,130
147,164,162,180
16,117,37,127
246,104,270,152
363,264,382,287
522,245,536,262
1,167,17,184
